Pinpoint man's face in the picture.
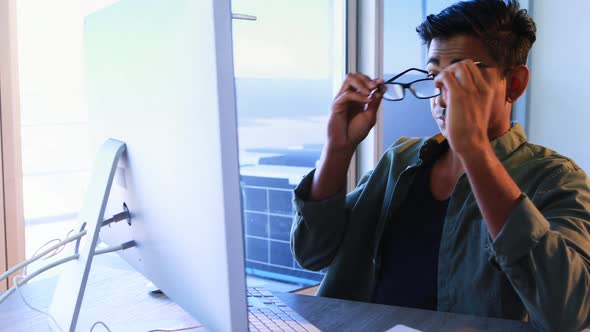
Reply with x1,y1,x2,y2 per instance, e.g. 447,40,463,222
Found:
426,35,508,137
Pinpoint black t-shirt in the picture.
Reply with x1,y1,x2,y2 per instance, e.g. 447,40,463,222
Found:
373,165,449,310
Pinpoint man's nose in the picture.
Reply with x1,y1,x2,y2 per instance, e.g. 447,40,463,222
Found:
435,93,446,109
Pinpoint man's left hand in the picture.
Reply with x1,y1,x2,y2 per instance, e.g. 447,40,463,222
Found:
434,59,496,157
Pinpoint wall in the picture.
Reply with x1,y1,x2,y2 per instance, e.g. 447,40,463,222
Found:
528,1,590,171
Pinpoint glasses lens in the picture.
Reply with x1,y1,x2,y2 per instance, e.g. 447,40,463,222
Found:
383,83,404,101
411,79,440,98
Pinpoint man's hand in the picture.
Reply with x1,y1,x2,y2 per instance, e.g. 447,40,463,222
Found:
434,60,522,238
327,73,385,154
434,60,495,157
309,73,384,201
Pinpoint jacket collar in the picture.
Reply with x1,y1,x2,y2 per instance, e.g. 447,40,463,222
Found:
489,122,528,161
418,122,528,164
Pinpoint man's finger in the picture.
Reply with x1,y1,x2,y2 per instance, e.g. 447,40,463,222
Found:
452,61,477,92
338,73,379,96
466,61,490,93
434,70,461,96
365,89,384,113
334,91,371,109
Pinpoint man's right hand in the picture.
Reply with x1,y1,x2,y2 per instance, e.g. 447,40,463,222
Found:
308,73,385,201
327,73,385,154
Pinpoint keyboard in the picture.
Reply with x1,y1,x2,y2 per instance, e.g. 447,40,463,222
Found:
247,287,321,332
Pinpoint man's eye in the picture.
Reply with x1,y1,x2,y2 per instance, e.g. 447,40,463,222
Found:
428,72,437,79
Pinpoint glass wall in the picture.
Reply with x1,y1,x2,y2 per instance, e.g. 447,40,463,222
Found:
14,0,341,289
381,0,457,151
232,0,342,291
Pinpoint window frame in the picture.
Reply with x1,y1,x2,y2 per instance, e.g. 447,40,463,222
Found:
353,0,384,185
0,0,26,290
337,0,360,192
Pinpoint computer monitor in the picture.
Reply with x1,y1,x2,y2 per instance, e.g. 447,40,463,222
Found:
49,0,248,331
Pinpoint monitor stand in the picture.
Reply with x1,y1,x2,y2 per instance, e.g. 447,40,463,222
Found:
48,139,128,332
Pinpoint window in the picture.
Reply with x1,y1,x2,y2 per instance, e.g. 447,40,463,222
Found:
16,1,92,275
232,0,345,291
12,0,348,291
381,0,456,151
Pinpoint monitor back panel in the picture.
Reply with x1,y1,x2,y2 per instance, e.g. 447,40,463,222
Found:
85,1,247,331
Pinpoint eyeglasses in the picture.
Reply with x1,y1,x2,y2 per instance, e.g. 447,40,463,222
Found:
380,62,493,101
381,68,439,101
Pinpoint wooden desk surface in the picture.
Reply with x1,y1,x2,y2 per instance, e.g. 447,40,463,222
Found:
277,293,535,332
0,255,537,332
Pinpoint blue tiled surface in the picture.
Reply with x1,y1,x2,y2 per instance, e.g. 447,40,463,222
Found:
258,152,319,168
270,240,293,268
241,176,295,189
268,189,293,214
270,215,292,241
245,212,268,237
242,174,325,286
246,147,322,168
244,187,267,212
246,260,324,284
246,237,268,263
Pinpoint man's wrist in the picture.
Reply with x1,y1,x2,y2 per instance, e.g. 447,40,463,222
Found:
457,141,495,167
324,141,356,158
455,140,522,239
309,142,355,201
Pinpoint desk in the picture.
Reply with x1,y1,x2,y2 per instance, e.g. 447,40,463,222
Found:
1,255,536,332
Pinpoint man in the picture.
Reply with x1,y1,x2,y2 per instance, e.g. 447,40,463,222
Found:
290,1,590,331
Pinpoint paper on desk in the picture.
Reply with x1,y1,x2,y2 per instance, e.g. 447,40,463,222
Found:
385,324,423,332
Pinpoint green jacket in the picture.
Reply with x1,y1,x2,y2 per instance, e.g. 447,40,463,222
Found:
291,123,590,332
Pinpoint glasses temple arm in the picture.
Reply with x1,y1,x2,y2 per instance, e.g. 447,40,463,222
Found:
383,67,429,84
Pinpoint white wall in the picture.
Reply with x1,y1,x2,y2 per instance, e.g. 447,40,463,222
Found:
528,1,590,171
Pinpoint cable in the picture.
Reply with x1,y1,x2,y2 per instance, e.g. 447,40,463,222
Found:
14,275,64,332
3,212,135,331
4,229,177,332
4,210,132,281
147,326,205,332
14,272,113,332
7,245,201,332
0,254,80,304
0,230,87,282
3,210,132,282
94,241,136,255
89,323,204,332
51,229,75,257
24,228,75,275
24,238,61,275
1,240,137,305
1,240,136,304
13,273,114,332
90,321,113,332
31,238,61,259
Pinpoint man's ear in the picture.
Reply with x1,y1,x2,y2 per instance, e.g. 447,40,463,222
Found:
505,64,530,103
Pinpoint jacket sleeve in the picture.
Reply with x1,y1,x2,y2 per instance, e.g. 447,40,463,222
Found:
290,169,373,271
487,165,590,332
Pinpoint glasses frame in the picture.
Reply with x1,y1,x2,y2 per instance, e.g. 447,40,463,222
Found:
381,68,439,101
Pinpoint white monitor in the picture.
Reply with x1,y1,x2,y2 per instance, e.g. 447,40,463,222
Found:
53,0,248,331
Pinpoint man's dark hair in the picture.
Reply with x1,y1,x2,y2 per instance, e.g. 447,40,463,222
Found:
416,0,536,71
